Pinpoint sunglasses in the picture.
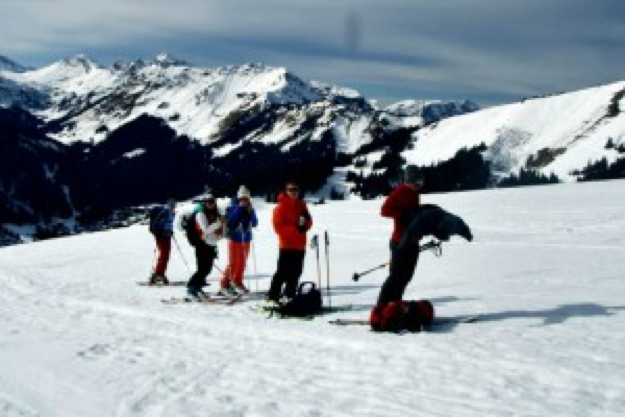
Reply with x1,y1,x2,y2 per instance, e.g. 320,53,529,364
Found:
286,187,299,192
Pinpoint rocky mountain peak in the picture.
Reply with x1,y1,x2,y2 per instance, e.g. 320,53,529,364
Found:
60,54,100,72
153,53,190,68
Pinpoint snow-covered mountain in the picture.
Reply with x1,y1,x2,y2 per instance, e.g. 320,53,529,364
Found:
404,82,625,181
1,53,473,150
384,99,479,127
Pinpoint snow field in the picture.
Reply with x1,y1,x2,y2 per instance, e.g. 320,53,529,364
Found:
1,180,624,416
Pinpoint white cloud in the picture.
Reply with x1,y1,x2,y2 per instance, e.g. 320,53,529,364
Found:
1,0,623,105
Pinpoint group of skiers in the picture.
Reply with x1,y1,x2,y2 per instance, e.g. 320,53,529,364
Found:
148,180,312,306
148,166,470,332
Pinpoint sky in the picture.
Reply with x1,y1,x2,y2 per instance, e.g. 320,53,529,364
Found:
1,0,624,107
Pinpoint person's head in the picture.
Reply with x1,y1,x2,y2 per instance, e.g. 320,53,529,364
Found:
404,165,425,188
166,199,176,210
237,185,251,205
284,181,300,199
201,193,217,209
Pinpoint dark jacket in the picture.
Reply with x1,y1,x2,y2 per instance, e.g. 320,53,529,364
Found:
399,204,473,248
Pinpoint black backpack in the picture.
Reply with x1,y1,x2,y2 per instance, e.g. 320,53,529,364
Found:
276,282,323,317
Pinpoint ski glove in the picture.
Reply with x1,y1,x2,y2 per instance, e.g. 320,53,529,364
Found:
297,212,311,233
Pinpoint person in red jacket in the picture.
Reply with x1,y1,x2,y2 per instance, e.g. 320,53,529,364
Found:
267,180,313,305
377,165,424,304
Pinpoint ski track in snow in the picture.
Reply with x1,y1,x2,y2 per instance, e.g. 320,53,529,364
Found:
1,180,625,416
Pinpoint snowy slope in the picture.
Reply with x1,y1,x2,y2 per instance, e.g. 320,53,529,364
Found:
1,180,624,416
404,81,625,180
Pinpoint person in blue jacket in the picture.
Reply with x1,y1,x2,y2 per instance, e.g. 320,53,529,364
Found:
218,186,258,295
148,199,176,285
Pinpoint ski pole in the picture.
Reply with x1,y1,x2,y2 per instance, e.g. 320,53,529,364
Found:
310,234,321,289
324,230,331,310
172,235,192,274
148,245,157,283
241,226,256,292
213,263,226,274
419,239,442,256
239,226,248,290
251,237,258,293
351,241,441,282
352,262,390,282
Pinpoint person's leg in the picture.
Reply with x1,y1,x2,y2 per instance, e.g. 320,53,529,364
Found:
154,236,171,276
220,265,231,290
268,250,288,301
188,244,214,290
377,241,419,304
232,242,250,286
220,240,236,289
283,250,305,299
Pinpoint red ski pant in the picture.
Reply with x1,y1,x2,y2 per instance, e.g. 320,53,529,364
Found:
221,241,250,287
154,235,172,276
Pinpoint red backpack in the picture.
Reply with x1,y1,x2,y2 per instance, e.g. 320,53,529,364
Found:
370,300,434,333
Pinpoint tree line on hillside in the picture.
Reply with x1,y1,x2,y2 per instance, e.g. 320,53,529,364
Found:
347,141,564,198
571,139,625,182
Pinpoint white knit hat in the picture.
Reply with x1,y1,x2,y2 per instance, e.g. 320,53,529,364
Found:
237,185,251,199
198,192,215,202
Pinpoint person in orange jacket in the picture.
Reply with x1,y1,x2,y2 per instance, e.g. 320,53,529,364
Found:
377,165,424,304
267,180,313,304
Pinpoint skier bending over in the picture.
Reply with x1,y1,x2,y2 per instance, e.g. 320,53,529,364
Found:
377,165,424,304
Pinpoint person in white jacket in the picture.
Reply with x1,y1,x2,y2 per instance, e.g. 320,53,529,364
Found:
185,194,225,298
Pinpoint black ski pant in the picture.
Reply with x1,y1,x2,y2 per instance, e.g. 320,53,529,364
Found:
187,243,217,290
377,240,419,304
268,249,305,301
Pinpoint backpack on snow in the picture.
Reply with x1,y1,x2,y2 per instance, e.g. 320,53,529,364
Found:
369,300,435,333
149,206,169,236
276,281,323,317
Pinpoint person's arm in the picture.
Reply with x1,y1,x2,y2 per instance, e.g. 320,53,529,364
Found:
249,208,258,228
227,205,244,230
273,203,302,237
298,204,312,233
164,210,175,235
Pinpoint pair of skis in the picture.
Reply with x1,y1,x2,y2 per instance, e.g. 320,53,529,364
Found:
137,281,187,287
329,315,481,328
310,230,331,310
161,294,243,305
161,291,266,306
